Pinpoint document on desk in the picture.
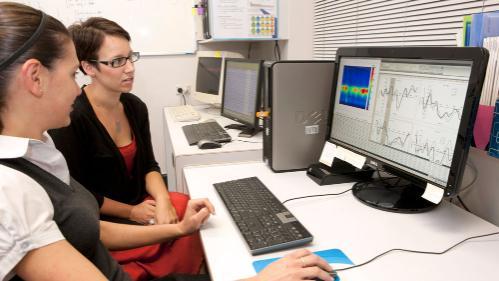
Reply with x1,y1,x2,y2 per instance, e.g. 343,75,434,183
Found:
252,248,372,281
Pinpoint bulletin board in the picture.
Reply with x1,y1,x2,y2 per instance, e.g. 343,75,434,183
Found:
12,0,197,55
208,0,278,40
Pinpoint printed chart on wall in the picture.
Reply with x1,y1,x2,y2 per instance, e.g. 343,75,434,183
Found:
12,0,196,55
208,0,278,39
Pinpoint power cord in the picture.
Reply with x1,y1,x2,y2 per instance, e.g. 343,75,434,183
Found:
247,42,253,58
176,86,188,105
274,40,281,61
334,231,499,273
459,159,478,195
233,139,262,144
457,195,471,212
282,188,352,204
450,159,477,212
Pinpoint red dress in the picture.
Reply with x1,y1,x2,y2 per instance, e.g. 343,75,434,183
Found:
114,138,204,281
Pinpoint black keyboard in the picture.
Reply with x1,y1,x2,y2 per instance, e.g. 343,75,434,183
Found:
214,177,313,255
182,121,232,145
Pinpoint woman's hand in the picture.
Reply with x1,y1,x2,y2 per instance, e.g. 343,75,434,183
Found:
178,198,215,235
129,199,156,225
155,198,179,224
248,249,334,281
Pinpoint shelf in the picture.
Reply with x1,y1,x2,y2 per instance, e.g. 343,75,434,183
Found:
198,38,287,44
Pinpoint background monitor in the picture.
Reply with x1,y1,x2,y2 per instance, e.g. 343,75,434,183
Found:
329,47,488,213
221,59,263,137
193,51,243,106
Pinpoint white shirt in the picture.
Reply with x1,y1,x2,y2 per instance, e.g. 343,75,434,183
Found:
0,132,68,280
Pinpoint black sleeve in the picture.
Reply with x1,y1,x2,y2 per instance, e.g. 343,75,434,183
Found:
48,116,104,208
138,101,161,174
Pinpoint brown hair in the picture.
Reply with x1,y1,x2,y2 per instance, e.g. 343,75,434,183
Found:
68,17,130,74
0,2,70,132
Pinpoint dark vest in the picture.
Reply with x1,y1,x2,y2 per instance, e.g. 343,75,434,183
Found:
0,158,130,281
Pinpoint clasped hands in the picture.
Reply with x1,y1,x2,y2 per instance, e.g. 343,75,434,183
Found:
130,198,214,234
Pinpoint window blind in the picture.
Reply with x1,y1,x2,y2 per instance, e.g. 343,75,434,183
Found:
314,0,499,59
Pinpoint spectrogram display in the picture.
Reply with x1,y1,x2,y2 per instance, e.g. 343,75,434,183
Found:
339,65,372,109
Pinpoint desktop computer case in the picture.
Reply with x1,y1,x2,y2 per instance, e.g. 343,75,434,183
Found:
263,60,335,172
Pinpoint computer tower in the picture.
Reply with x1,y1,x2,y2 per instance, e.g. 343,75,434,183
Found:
263,60,335,172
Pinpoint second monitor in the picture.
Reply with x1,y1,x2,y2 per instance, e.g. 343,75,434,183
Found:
221,59,263,137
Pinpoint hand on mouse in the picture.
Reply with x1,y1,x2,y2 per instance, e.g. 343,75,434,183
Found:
244,249,334,281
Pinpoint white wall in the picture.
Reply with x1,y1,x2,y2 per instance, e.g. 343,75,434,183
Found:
131,0,315,173
130,43,249,173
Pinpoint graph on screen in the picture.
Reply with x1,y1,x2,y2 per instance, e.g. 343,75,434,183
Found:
369,72,468,167
339,65,374,110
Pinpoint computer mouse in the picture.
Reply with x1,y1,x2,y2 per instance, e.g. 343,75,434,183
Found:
197,139,222,149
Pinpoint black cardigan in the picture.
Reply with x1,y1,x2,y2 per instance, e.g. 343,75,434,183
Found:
49,88,160,207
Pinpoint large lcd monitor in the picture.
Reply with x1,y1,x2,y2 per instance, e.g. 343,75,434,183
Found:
329,47,488,213
221,59,263,137
193,51,243,106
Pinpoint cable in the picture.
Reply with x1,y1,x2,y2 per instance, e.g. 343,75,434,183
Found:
274,40,281,61
233,139,262,144
457,195,471,212
181,93,187,105
334,231,499,273
247,42,253,58
459,159,478,195
282,188,352,204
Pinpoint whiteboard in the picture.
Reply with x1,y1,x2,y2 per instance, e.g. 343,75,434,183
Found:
13,0,197,55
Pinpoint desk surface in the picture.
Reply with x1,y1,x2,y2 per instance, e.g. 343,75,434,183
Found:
163,106,263,193
184,162,499,281
164,106,263,157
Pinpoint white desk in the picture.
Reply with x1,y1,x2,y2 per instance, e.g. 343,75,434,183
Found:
184,162,499,281
163,106,263,193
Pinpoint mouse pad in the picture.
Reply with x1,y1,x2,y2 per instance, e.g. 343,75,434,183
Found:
252,248,353,280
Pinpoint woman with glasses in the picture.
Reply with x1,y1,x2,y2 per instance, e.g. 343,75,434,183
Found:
0,4,334,281
48,17,204,280
0,2,215,280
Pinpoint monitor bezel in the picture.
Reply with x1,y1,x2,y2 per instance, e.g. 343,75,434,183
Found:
328,46,489,197
221,58,263,129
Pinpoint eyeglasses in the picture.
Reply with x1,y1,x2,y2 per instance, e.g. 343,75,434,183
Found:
89,52,140,68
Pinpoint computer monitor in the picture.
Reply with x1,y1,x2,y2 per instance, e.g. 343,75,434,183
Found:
193,51,244,106
221,59,263,137
328,47,489,213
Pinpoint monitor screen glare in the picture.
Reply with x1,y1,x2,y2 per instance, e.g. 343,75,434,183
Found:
196,57,222,95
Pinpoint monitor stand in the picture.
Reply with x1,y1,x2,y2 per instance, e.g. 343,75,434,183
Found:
352,176,437,213
224,124,259,138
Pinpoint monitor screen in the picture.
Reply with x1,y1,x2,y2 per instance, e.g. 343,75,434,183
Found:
195,57,222,96
221,59,262,128
329,47,488,212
